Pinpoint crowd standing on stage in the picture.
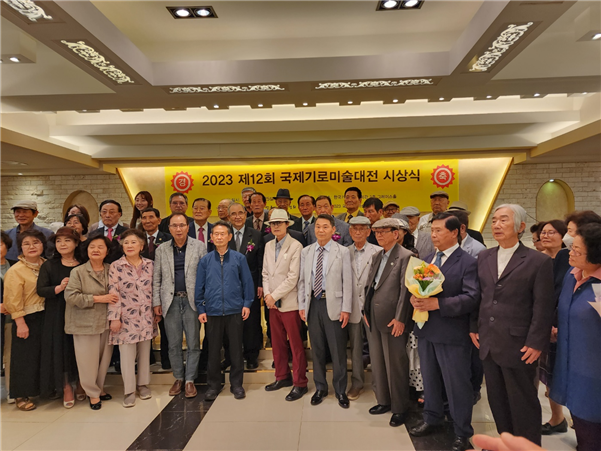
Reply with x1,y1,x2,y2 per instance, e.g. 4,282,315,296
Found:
1,186,601,451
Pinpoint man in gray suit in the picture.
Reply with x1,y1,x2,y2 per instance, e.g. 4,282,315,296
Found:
306,196,352,247
298,214,353,409
347,216,382,400
364,218,413,427
448,210,486,258
152,213,207,398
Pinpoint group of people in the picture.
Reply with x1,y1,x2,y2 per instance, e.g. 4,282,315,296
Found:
1,185,600,451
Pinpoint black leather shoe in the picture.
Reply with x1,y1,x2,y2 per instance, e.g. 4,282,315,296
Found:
451,436,472,451
265,378,293,392
231,386,246,400
369,404,391,415
542,418,568,435
88,398,102,410
246,360,259,370
409,421,441,437
285,386,308,402
99,393,112,401
204,386,223,402
389,413,406,427
310,390,327,406
336,393,350,409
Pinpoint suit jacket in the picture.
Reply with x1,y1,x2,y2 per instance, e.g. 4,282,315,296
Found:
188,221,214,252
297,241,352,321
262,234,303,312
415,227,435,259
473,242,555,368
245,212,269,234
158,214,193,234
335,211,364,222
348,242,382,324
461,234,486,258
152,237,207,315
364,244,413,333
88,224,129,263
306,218,353,247
414,247,480,345
263,229,307,248
290,215,315,233
467,229,485,245
142,231,172,261
229,226,264,291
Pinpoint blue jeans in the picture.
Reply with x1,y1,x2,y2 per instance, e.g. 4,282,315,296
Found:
164,296,200,382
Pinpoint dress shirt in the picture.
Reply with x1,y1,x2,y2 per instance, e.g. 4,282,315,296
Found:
275,235,287,261
146,230,159,245
193,222,209,242
352,243,366,270
430,243,460,266
418,213,433,231
301,217,313,233
374,247,394,286
312,240,332,294
571,266,601,292
172,239,188,293
497,241,520,278
233,225,245,252
252,215,263,231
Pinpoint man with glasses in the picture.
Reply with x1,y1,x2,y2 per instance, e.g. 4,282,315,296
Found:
383,201,400,218
153,213,207,399
189,198,214,252
159,193,193,233
364,218,413,427
217,199,233,222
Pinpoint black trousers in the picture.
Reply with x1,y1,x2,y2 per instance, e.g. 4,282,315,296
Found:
482,354,541,446
307,297,348,395
419,338,474,438
206,314,244,390
243,296,263,361
572,414,601,451
470,342,484,395
10,311,44,399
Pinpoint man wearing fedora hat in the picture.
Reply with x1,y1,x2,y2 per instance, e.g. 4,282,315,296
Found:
262,209,308,401
447,201,485,245
274,189,299,222
4,200,53,262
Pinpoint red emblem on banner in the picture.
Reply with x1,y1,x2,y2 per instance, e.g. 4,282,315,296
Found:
171,171,194,194
431,165,455,188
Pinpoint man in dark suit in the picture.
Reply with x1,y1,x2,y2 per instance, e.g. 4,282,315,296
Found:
363,197,384,246
188,198,215,253
229,202,265,369
306,196,352,247
274,188,299,222
88,199,128,263
408,213,480,451
363,218,413,427
471,204,554,446
159,193,193,233
447,201,485,245
290,194,316,240
245,192,269,234
140,207,172,369
336,186,364,223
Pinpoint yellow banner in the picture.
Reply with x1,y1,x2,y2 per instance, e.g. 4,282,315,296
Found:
164,160,459,216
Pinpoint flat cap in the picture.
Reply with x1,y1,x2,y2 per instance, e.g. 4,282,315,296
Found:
383,201,399,209
11,200,38,211
430,190,449,199
447,200,471,215
349,216,371,226
372,218,400,230
399,206,420,216
391,214,410,230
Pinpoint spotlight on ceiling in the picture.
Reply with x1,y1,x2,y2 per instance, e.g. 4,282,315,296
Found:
167,6,217,19
392,99,399,103
486,95,492,99
258,104,263,107
9,56,20,63
439,97,444,101
533,93,540,97
213,104,219,109
302,102,308,106
347,101,353,104
592,33,601,40
377,0,423,10
549,179,555,183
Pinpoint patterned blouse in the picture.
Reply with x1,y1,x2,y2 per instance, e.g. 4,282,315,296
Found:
108,256,157,345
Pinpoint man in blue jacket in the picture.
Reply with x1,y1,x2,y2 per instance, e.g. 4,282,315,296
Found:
195,221,254,401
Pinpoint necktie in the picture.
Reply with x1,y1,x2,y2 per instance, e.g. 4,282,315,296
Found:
198,227,205,243
254,218,260,230
148,236,156,254
434,251,444,268
314,247,324,299
107,227,113,240
303,220,309,232
347,214,353,223
236,231,242,252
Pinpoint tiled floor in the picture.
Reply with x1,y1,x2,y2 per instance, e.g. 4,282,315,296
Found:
1,377,579,451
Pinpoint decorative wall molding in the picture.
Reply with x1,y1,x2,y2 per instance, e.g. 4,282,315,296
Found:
169,85,285,94
60,40,134,84
470,22,534,72
2,0,52,21
315,79,434,90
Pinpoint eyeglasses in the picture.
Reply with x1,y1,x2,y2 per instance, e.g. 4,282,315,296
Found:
569,247,587,257
21,241,42,247
269,221,285,226
229,211,245,217
540,231,558,237
373,229,393,235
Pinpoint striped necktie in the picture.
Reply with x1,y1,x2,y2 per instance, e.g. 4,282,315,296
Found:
314,246,324,299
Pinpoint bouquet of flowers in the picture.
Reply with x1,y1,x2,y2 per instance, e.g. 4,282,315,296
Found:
404,256,445,329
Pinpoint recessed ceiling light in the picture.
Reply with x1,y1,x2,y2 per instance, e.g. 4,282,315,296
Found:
403,0,419,7
533,93,540,97
213,105,219,108
168,6,217,19
347,101,353,104
486,95,492,99
302,102,308,106
439,97,444,101
82,109,87,112
196,8,211,16
383,0,398,8
9,56,20,63
175,8,190,17
258,104,263,107
592,33,601,40
392,99,399,103
549,179,555,182
18,173,23,176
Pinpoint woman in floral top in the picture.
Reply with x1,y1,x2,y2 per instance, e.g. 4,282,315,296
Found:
108,228,157,407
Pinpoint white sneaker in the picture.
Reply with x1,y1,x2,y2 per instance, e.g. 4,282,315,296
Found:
123,393,136,408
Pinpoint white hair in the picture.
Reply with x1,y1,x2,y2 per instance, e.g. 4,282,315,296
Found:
495,204,527,238
228,202,244,215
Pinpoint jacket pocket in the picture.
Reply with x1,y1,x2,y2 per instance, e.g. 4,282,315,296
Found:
509,326,529,337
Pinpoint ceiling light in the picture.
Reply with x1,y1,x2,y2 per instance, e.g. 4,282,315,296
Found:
383,0,398,8
347,101,353,104
18,173,23,176
3,160,27,166
175,8,190,17
583,92,588,95
392,99,399,103
439,97,444,101
9,56,20,63
486,95,492,99
533,93,540,97
302,102,308,106
213,105,219,108
402,0,419,7
168,6,217,19
549,179,555,182
592,33,601,40
196,8,211,16
258,103,263,107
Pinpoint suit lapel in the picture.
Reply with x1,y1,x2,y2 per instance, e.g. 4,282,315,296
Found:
498,243,527,281
240,228,251,255
183,239,194,276
274,235,292,271
358,247,373,279
441,247,462,271
376,245,399,289
368,250,383,286
486,247,499,283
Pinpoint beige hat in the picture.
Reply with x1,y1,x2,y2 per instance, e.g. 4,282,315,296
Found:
349,216,371,226
430,190,449,199
391,214,410,231
11,200,38,211
372,218,400,230
447,201,471,215
399,206,420,216
265,209,294,226
383,201,399,209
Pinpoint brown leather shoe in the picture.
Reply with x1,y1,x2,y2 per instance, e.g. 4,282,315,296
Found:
347,386,363,401
185,382,197,398
169,380,183,396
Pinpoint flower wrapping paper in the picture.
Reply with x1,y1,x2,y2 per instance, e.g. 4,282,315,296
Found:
404,256,445,329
